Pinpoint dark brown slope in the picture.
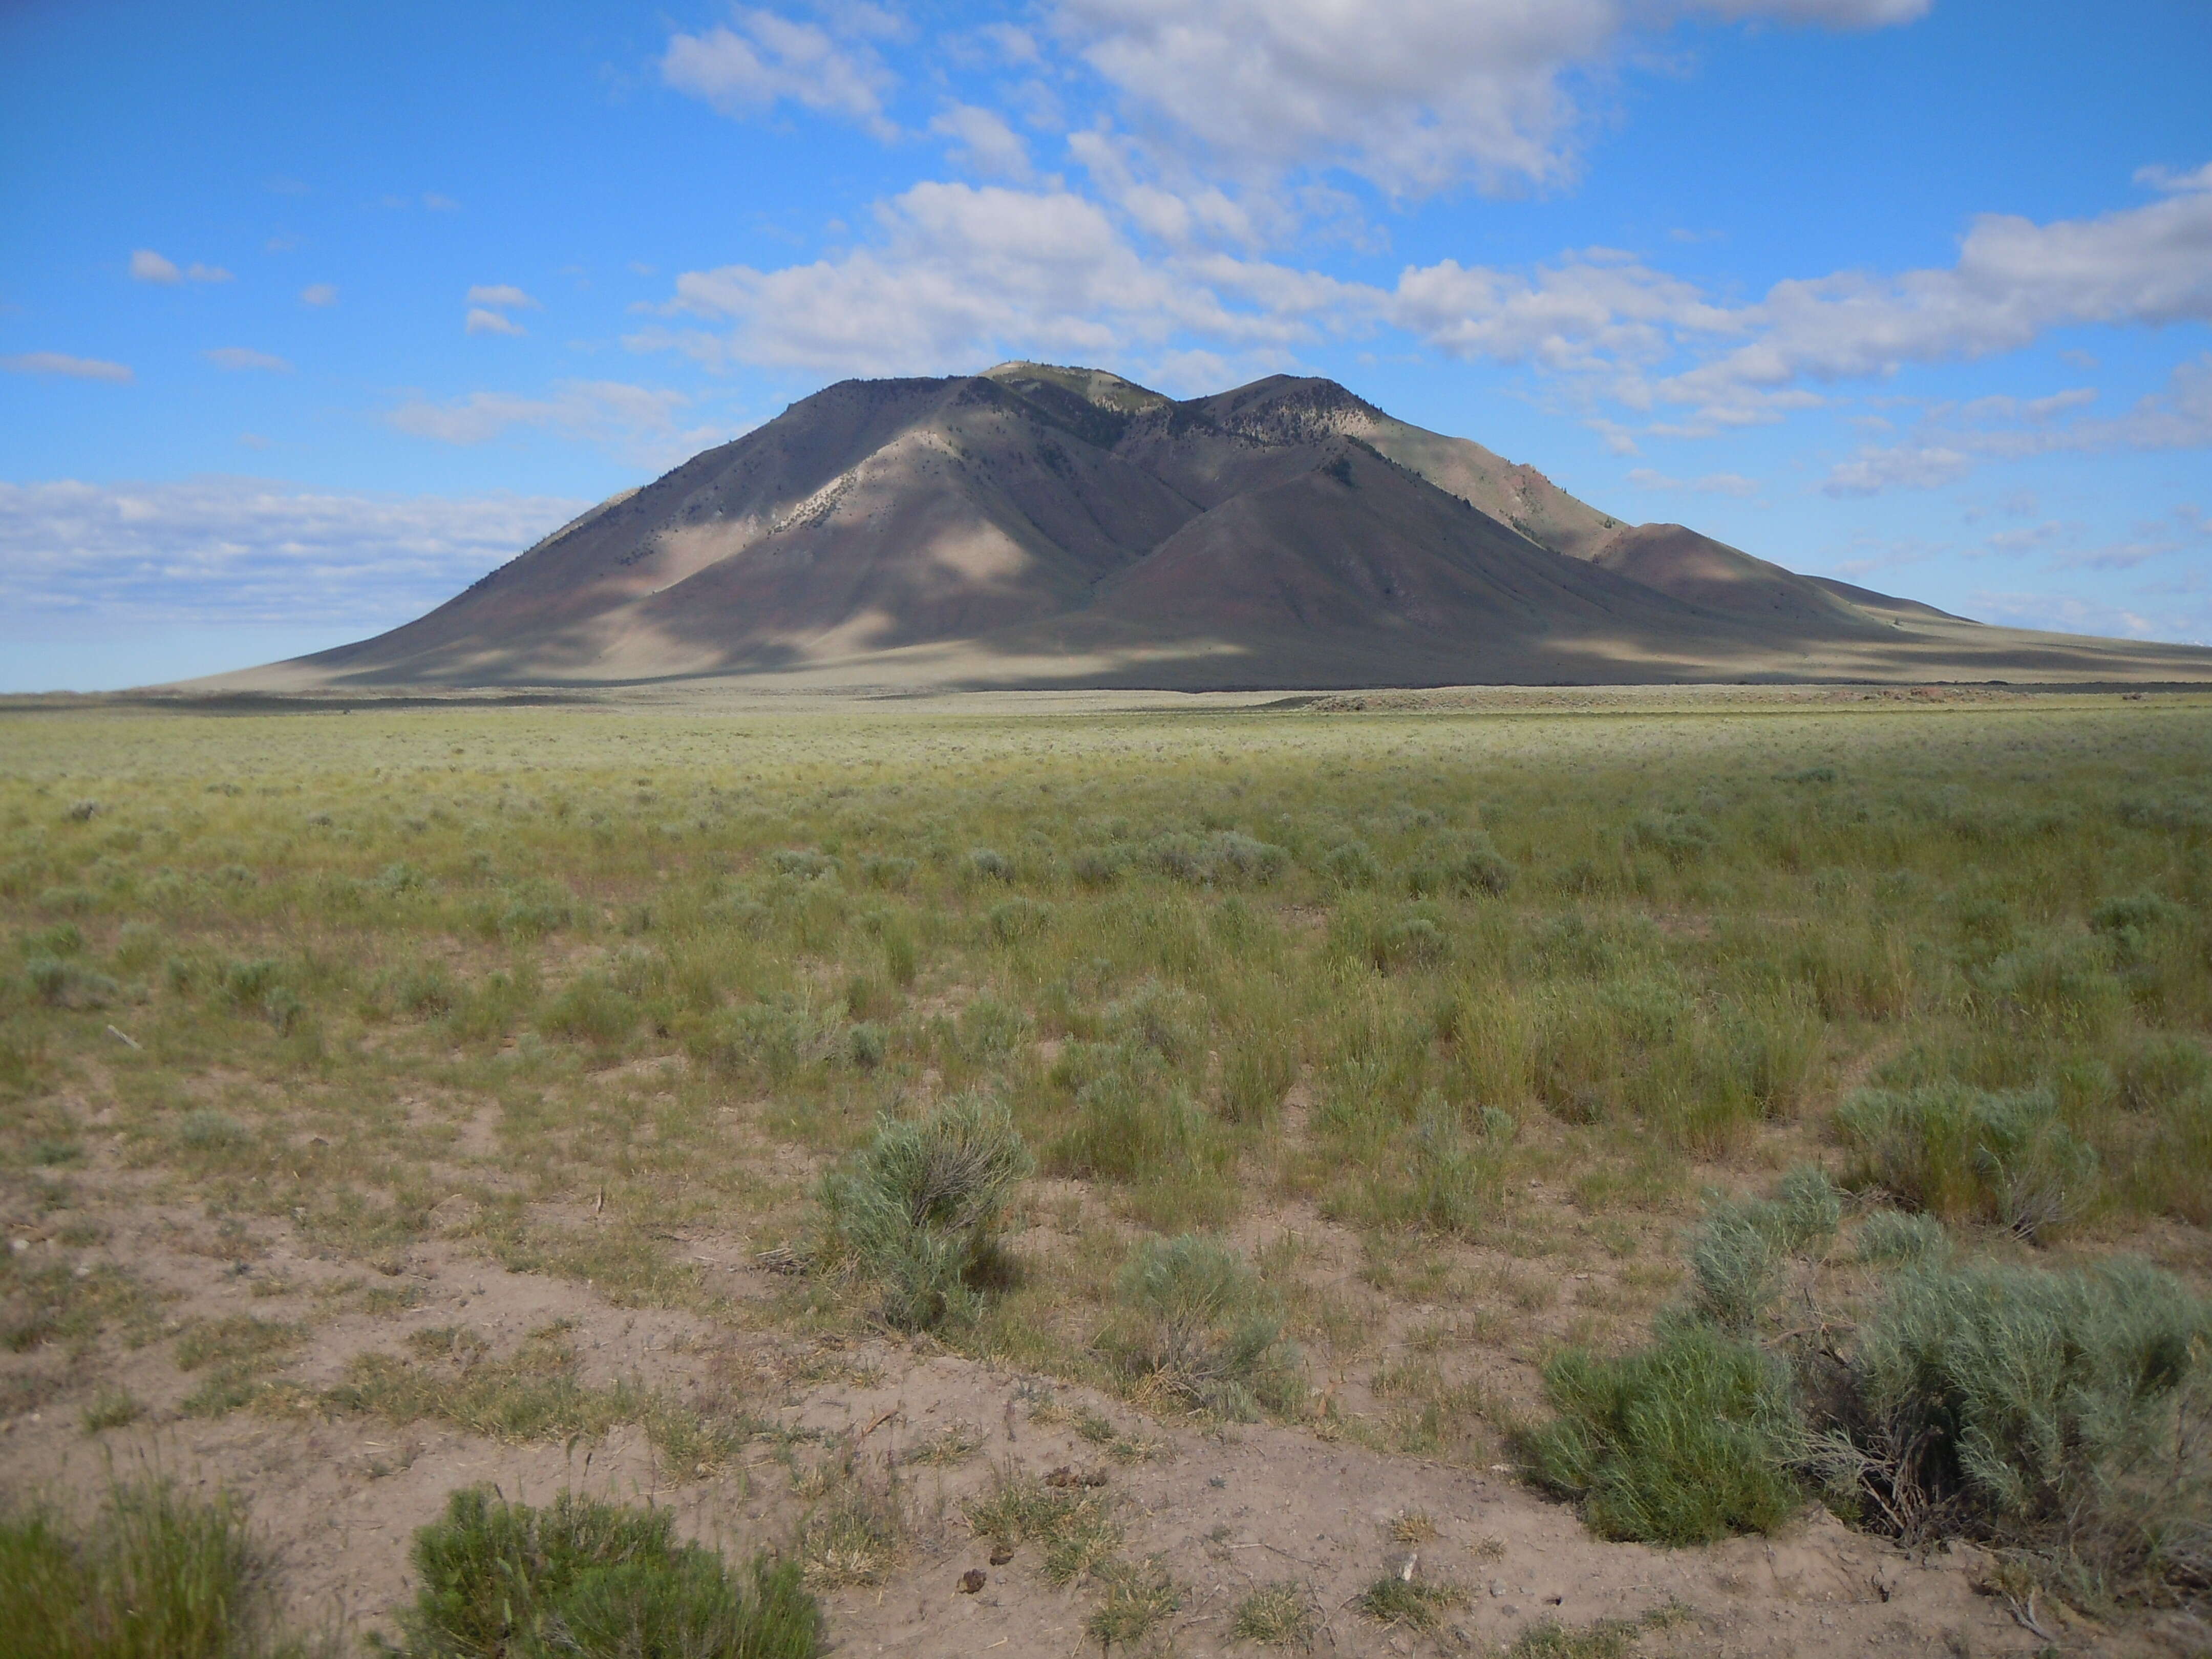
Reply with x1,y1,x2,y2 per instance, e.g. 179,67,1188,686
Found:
211,362,2212,691
1175,374,1628,559
289,370,1200,683
1586,522,1888,635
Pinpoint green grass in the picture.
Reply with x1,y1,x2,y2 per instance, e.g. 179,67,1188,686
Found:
6,692,2212,1635
1353,1572,1468,1631
1523,1325,1806,1546
0,1480,325,1659
390,1487,823,1658
1230,1581,1313,1647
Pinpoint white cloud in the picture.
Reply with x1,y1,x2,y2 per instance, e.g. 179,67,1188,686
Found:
1823,355,2212,494
630,157,2212,456
929,103,1032,180
387,379,734,469
465,307,527,336
1823,444,1973,496
1055,0,1928,197
663,7,898,138
301,283,339,307
1966,588,2168,641
466,283,540,310
0,477,587,629
641,181,1314,377
130,248,232,284
204,347,292,373
423,192,461,212
4,352,134,384
1626,467,1759,496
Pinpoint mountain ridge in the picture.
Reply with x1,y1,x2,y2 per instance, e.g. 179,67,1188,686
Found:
212,363,2212,691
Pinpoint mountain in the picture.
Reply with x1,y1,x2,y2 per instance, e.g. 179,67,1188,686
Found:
220,364,2212,691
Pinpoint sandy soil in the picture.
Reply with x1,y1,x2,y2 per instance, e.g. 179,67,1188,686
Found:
2,1185,2135,1659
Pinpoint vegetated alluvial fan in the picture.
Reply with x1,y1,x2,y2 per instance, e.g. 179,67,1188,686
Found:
221,364,2212,691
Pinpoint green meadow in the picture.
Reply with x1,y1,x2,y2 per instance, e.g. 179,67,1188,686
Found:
5,688,2210,1637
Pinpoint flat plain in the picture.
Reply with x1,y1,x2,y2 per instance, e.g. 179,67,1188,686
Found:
4,685,2209,1657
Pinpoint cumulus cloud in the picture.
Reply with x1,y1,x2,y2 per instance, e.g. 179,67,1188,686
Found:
639,181,1319,377
301,283,339,306
0,477,587,629
130,248,231,284
929,103,1033,180
4,352,134,383
204,347,292,373
629,151,2212,461
466,283,540,310
1056,0,1928,197
387,379,735,469
464,307,527,336
662,6,899,138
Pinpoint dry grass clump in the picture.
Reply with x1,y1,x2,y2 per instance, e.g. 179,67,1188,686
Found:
1354,1571,1469,1631
1231,1580,1314,1647
962,1463,1123,1585
1101,1235,1302,1419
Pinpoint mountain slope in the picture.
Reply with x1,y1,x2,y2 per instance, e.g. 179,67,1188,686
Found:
217,364,2212,691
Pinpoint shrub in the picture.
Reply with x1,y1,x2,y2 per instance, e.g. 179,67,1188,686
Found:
1627,812,1715,868
2114,1033,2211,1112
1403,831,1516,897
1052,1072,1221,1188
540,975,638,1051
1685,1166,1838,1336
1399,1103,1501,1237
1834,1083,2096,1239
985,897,1052,945
1835,1258,2211,1602
393,1487,823,1658
25,956,71,1006
1853,1209,1950,1265
1141,830,1287,887
1102,1234,1301,1418
221,959,285,1007
1975,935,2127,1038
956,994,1031,1059
962,846,1014,884
1319,839,1382,888
818,1094,1032,1331
1069,846,1126,888
20,922,82,958
2091,892,2185,957
685,1002,827,1083
859,854,914,890
1524,1325,1805,1545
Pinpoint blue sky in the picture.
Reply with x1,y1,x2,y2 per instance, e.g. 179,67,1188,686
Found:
2,0,2207,690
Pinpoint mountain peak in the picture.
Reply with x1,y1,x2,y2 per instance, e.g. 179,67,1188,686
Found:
208,366,2211,693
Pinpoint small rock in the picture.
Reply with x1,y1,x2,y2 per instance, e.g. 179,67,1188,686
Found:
958,1569,986,1594
989,1548,1013,1566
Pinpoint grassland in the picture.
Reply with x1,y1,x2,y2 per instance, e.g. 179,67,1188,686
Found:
3,686,2209,1651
